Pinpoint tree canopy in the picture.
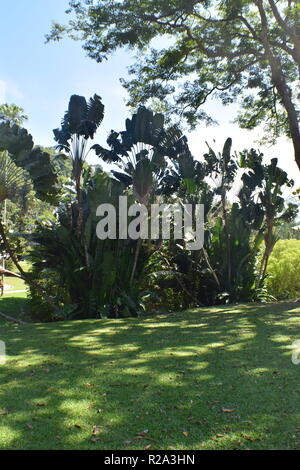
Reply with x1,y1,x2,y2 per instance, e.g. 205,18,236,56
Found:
47,0,300,170
0,104,28,127
0,122,59,204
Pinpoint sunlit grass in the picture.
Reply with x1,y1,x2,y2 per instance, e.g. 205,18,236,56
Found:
3,276,27,293
0,302,300,449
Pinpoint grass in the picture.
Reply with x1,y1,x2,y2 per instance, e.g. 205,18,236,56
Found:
3,276,27,293
0,278,28,322
0,301,300,450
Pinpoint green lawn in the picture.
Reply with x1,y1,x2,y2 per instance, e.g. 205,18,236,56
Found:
0,285,28,322
0,301,300,450
3,276,27,293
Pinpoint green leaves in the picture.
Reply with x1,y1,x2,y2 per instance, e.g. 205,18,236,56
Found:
95,106,191,202
54,93,106,237
54,94,105,149
67,95,88,135
0,103,28,126
0,122,33,157
25,148,60,203
87,94,105,127
0,122,59,204
29,170,141,319
47,0,300,170
222,138,232,166
122,107,165,148
0,152,25,202
91,144,119,163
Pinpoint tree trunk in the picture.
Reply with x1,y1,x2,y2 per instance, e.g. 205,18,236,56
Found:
257,0,300,171
130,238,142,286
76,176,84,238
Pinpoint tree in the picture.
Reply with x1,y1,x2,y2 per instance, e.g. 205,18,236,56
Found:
0,153,30,276
145,139,297,307
240,150,298,286
0,103,29,263
93,106,191,284
53,94,104,235
47,0,300,170
0,120,60,307
0,104,28,126
92,106,190,203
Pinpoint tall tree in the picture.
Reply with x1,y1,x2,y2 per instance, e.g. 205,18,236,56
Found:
47,0,300,170
54,94,104,235
93,106,191,284
0,104,28,126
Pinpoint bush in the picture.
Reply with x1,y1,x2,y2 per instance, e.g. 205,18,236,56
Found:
265,239,300,300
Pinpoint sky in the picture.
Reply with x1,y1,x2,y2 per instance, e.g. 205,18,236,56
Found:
0,0,299,190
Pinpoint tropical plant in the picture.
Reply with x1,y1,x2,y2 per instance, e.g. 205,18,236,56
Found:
0,120,61,308
28,106,195,319
240,150,297,287
48,0,300,170
92,106,190,203
93,106,192,284
53,94,104,235
0,152,26,203
28,169,146,320
0,103,28,126
0,122,59,204
264,239,300,299
145,139,297,307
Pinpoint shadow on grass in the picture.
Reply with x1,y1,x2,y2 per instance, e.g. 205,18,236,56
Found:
0,296,28,319
0,302,300,450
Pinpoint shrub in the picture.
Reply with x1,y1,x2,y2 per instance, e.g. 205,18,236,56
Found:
265,239,300,300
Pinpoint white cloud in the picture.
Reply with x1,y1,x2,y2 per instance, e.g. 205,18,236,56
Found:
0,78,24,105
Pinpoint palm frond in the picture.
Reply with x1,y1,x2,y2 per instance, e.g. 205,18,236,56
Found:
87,94,104,127
0,152,26,202
67,95,88,134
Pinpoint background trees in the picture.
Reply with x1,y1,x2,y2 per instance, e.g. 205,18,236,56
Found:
0,104,28,127
47,0,300,171
0,95,298,321
0,108,61,307
24,96,298,321
265,239,300,299
145,140,297,309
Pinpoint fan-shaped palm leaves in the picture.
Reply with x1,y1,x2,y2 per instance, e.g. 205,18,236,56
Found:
0,122,60,307
0,152,26,202
54,94,105,235
0,151,27,279
54,94,104,183
92,106,192,285
0,122,59,204
92,106,190,204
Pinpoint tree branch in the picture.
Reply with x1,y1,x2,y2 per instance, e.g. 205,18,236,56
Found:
268,0,300,69
0,311,27,325
256,0,300,168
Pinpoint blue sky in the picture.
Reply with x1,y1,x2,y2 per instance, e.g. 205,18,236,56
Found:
0,0,299,188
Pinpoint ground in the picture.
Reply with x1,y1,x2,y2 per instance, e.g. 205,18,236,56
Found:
0,276,27,321
0,299,300,450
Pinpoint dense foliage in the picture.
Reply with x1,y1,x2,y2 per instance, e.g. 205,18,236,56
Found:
265,239,300,299
48,0,300,170
20,96,297,321
0,95,298,321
